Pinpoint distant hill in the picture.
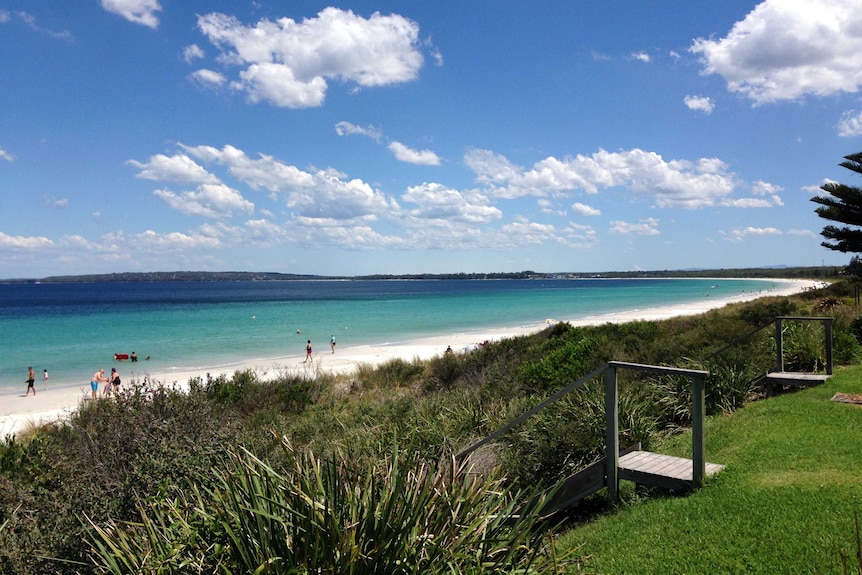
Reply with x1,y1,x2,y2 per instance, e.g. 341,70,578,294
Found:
0,266,844,284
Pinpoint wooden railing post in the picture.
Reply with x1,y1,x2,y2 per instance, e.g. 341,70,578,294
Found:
825,318,833,375
605,364,619,503
691,374,706,486
775,318,784,373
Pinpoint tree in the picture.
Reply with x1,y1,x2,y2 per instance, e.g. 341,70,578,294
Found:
812,152,862,253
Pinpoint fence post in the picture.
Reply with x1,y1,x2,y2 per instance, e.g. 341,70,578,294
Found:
825,318,833,375
691,373,706,486
775,318,784,373
605,364,619,503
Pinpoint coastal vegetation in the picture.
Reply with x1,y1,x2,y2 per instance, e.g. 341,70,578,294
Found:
0,280,861,573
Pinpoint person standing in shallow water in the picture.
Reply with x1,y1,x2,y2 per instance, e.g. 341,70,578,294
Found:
25,366,36,396
305,340,313,363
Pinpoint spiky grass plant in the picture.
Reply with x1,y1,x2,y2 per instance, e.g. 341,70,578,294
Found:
87,438,581,574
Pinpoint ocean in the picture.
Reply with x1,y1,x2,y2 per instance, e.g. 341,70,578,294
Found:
0,277,785,397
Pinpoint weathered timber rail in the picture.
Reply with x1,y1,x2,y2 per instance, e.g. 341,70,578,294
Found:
456,361,724,510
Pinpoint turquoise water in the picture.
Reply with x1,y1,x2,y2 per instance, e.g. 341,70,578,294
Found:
0,278,786,397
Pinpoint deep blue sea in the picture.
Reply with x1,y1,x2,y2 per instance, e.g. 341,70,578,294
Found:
0,278,786,397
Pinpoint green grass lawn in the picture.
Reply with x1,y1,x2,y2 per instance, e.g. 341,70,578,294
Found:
560,365,862,575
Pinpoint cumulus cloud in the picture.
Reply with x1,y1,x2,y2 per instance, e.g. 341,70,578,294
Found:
401,182,500,223
196,8,425,108
838,110,862,137
388,141,441,165
572,202,601,216
631,51,651,63
465,147,739,209
0,231,54,249
128,154,220,184
153,183,254,219
609,218,660,236
684,95,715,114
690,0,862,104
190,69,227,87
180,143,397,220
722,226,782,242
100,0,161,29
183,44,205,63
0,147,13,162
335,121,383,141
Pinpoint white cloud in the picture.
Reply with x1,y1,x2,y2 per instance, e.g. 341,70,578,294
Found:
0,231,54,249
388,141,441,165
572,202,601,216
722,226,782,242
786,229,818,238
609,218,660,236
7,10,71,40
190,69,227,87
722,197,776,208
42,195,68,208
335,121,383,141
466,147,737,209
197,8,425,108
690,0,862,104
838,110,862,137
128,154,220,184
100,0,161,29
0,147,13,162
183,44,205,63
153,183,254,219
131,229,222,250
631,51,651,63
751,180,783,196
684,95,714,114
401,182,500,223
180,143,397,220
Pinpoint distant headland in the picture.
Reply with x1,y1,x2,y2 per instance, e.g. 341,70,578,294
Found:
0,265,842,284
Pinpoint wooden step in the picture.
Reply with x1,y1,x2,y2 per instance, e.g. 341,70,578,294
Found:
765,372,830,386
619,450,725,491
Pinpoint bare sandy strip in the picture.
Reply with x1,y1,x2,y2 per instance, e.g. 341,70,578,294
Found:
0,279,818,438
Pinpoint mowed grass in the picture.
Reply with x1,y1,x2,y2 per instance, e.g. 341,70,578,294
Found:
559,365,862,575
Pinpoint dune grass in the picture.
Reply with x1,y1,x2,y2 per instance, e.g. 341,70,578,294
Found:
560,365,862,575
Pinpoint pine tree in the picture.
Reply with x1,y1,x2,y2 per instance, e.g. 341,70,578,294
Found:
812,152,862,253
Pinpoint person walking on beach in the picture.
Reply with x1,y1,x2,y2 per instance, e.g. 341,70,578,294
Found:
330,334,336,353
91,369,107,400
43,368,48,392
25,366,36,396
305,340,313,363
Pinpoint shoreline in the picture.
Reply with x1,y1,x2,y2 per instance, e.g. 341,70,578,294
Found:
0,278,818,438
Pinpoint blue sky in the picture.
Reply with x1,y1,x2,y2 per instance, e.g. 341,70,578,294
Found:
2,1,862,278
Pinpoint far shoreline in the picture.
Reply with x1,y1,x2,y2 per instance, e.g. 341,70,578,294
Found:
0,278,820,438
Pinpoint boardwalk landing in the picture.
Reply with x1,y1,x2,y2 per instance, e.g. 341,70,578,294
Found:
619,450,725,492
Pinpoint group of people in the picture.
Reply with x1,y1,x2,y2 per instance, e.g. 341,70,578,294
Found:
24,366,48,396
90,368,121,399
302,335,338,364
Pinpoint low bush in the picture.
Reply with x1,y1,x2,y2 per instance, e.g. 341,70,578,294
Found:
87,441,582,575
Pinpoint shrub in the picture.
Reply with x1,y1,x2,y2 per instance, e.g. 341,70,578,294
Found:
87,441,582,574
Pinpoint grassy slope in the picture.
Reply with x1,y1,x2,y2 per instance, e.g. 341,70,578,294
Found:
560,365,862,575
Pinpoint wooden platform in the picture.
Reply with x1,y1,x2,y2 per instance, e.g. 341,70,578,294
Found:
619,450,725,491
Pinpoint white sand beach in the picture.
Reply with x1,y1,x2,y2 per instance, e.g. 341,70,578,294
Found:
0,279,819,438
